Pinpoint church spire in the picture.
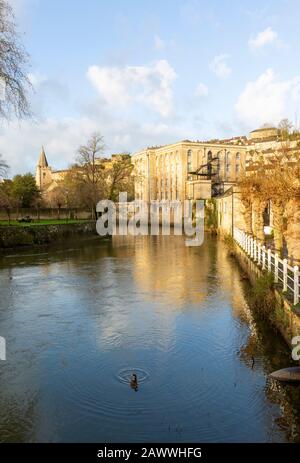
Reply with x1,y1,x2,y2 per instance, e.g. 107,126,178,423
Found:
38,146,48,167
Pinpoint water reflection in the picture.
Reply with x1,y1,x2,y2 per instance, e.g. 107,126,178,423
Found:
0,235,299,442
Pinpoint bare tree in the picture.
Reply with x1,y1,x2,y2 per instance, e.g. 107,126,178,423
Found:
0,153,8,177
75,133,106,217
106,154,134,201
0,0,31,119
278,118,293,139
47,185,67,219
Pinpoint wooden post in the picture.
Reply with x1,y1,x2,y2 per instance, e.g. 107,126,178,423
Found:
258,243,261,266
268,249,272,273
274,253,279,283
283,259,288,292
294,266,299,305
254,240,257,261
262,246,266,270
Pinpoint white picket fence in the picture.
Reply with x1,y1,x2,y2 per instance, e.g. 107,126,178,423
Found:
233,228,300,305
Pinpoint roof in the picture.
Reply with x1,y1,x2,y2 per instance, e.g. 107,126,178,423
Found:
250,127,277,133
38,147,48,167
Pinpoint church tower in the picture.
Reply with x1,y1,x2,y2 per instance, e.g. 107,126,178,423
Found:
35,147,52,190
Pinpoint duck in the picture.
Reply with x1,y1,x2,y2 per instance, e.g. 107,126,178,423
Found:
130,373,138,391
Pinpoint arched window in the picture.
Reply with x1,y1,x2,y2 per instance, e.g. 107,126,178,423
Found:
216,151,222,173
187,149,192,173
207,151,213,175
225,151,231,178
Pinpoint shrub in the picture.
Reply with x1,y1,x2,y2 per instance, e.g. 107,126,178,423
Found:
249,273,275,318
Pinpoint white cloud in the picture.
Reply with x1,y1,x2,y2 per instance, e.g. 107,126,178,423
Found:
235,69,300,128
248,27,278,50
87,60,177,117
0,110,195,176
195,83,208,97
154,35,166,50
28,72,47,87
0,117,97,176
26,71,70,118
209,54,232,79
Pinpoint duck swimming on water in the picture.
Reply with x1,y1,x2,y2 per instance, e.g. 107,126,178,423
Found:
130,373,138,391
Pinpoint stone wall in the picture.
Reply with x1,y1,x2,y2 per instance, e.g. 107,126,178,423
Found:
0,208,93,221
233,240,300,347
217,187,246,235
0,221,97,249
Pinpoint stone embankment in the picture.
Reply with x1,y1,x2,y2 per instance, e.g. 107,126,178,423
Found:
233,240,300,346
0,221,97,249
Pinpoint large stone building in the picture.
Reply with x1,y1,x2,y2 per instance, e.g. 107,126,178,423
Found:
132,138,247,203
132,126,300,236
132,126,300,203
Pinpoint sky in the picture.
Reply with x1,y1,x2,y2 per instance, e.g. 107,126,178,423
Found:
1,0,300,175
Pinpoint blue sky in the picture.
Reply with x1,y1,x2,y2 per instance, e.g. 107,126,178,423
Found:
1,0,300,175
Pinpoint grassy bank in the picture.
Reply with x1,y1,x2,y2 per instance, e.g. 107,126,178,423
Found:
0,219,89,227
0,220,97,249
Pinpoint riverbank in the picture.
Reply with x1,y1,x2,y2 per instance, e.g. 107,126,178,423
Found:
0,220,97,249
232,239,300,346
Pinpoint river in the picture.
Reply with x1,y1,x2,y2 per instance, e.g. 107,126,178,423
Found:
0,234,299,442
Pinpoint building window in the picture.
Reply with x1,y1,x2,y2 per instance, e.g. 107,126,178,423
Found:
236,164,240,174
236,152,240,161
187,150,192,173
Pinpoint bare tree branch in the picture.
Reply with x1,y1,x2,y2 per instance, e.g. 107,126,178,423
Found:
0,0,31,119
0,152,8,176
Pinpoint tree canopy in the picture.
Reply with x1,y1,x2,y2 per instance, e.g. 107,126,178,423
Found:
11,173,39,208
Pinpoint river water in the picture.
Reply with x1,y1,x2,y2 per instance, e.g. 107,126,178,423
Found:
0,234,299,443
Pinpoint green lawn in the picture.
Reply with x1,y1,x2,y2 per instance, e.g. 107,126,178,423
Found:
0,219,91,227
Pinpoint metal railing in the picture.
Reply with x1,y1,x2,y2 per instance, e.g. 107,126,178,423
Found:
234,228,300,305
